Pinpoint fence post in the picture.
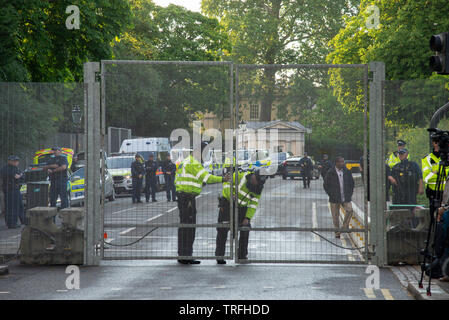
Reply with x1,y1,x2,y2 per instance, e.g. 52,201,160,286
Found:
369,61,387,266
84,62,101,266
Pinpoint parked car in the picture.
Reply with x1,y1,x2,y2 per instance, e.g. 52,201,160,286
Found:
107,155,135,195
69,166,115,206
270,152,293,176
280,156,320,180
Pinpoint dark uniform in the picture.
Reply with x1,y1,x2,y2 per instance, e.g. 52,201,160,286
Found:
144,157,159,202
131,156,145,203
299,156,313,188
390,158,422,209
48,154,69,209
319,157,332,180
1,157,26,228
162,159,177,201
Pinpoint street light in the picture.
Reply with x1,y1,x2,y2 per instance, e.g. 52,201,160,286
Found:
72,105,83,154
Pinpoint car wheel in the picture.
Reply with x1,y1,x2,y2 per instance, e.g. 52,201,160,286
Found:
290,176,294,180
108,188,116,202
282,175,286,180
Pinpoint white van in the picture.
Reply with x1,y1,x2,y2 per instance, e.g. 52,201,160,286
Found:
119,137,171,187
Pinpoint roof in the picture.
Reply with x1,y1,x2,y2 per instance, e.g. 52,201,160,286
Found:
244,120,311,133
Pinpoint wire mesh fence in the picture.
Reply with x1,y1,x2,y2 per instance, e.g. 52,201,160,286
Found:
234,64,368,263
0,82,85,261
101,61,234,260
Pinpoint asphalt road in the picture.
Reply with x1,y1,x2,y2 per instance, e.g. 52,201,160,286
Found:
0,175,413,300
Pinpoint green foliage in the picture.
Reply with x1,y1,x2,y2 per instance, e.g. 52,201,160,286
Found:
0,0,131,82
327,0,449,124
202,0,361,120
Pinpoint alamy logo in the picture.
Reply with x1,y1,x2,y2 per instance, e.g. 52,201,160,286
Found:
66,5,80,30
365,265,380,289
365,5,380,30
65,265,80,290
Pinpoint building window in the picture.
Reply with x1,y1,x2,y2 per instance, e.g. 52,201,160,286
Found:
250,104,259,120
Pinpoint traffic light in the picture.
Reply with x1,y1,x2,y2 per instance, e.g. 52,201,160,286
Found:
430,32,449,74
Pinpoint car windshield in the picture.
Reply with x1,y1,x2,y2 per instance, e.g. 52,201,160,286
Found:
72,167,85,179
107,157,134,169
271,153,287,161
236,150,249,160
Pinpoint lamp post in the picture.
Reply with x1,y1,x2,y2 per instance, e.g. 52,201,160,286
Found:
72,105,83,154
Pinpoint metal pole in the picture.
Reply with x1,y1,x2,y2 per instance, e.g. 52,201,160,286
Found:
83,62,101,266
368,62,387,267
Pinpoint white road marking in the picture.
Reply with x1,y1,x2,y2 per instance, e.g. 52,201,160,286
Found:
57,290,68,293
160,287,172,290
213,285,226,289
104,238,115,243
312,202,320,242
119,227,136,235
146,214,163,222
167,207,178,213
0,292,10,294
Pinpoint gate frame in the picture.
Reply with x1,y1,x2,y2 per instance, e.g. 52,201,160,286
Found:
84,60,387,265
98,60,236,261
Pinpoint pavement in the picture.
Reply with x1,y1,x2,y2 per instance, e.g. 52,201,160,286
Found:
0,175,447,299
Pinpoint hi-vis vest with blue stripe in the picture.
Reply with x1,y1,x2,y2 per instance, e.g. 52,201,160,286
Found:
175,155,222,195
222,172,261,219
421,152,449,191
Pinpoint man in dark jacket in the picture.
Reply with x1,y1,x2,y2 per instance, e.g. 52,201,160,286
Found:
323,156,355,238
1,156,26,228
299,152,313,189
162,154,177,202
144,153,159,202
131,154,145,204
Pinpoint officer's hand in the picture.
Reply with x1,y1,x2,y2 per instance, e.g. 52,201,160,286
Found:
14,174,21,179
242,218,250,226
138,174,142,179
437,207,445,222
388,176,397,185
48,169,53,174
223,173,231,182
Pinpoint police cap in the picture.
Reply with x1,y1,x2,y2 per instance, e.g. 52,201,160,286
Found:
397,140,406,146
7,155,19,161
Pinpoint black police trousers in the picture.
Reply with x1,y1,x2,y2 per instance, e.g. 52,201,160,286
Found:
177,192,197,257
215,197,250,259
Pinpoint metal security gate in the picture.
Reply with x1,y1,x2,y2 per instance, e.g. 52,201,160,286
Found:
87,61,386,265
99,60,236,261
233,64,370,264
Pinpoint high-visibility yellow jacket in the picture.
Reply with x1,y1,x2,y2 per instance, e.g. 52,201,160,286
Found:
422,152,449,191
387,151,410,169
223,156,235,168
222,171,261,219
175,155,222,196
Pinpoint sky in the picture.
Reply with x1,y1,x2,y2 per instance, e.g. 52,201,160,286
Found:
153,0,202,12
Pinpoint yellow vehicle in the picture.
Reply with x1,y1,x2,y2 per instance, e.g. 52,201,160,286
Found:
345,161,361,173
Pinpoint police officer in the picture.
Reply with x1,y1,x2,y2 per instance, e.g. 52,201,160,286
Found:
144,153,159,203
131,154,145,204
387,140,409,169
43,147,69,209
318,154,332,180
162,154,177,202
422,134,449,206
175,141,230,265
1,156,26,228
299,152,313,189
388,148,424,210
215,169,266,264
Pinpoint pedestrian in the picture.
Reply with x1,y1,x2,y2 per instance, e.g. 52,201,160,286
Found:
43,147,69,209
131,153,145,204
323,156,355,239
388,148,424,209
1,156,26,228
215,169,266,264
162,154,177,202
299,152,313,189
174,141,229,265
318,154,332,180
144,153,159,203
387,140,409,169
